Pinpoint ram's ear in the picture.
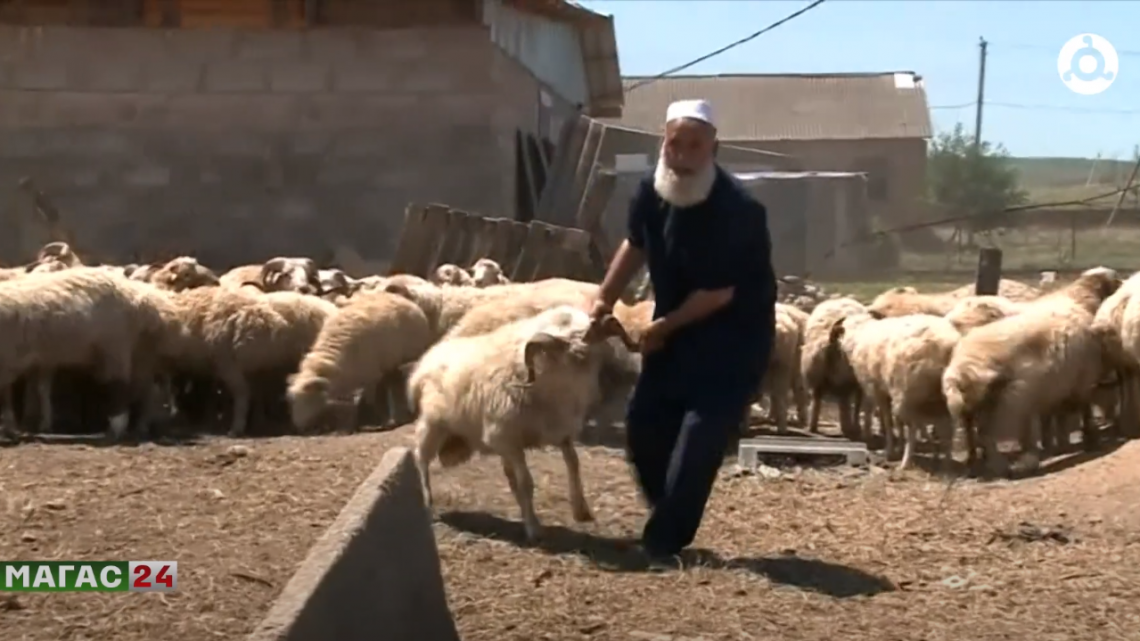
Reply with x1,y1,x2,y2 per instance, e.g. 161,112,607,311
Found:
521,332,568,384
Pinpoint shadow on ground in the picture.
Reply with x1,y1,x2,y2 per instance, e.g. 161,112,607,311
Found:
439,510,894,598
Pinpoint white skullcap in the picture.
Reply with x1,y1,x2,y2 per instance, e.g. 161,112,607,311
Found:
665,99,715,128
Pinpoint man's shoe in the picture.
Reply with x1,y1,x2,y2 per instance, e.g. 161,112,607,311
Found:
639,545,680,572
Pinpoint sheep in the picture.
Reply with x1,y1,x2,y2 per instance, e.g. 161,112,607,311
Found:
868,287,959,317
762,303,810,434
942,267,1121,477
1094,272,1140,436
158,286,305,437
219,257,320,294
431,264,475,287
384,277,597,340
31,241,83,271
410,305,634,541
470,258,510,287
944,295,1023,334
946,279,1041,302
830,312,961,470
445,283,641,428
148,256,220,291
445,282,600,339
317,268,355,299
288,291,432,432
871,280,1042,318
0,267,173,439
800,297,869,438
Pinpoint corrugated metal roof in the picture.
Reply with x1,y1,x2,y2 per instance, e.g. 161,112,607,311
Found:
612,73,932,142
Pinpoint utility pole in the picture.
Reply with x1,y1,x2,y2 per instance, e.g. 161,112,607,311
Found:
974,37,987,149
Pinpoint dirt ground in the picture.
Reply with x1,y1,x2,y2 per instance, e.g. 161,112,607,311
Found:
4,427,1140,641
0,433,395,641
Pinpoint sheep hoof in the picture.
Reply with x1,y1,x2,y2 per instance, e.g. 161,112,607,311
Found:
571,505,594,523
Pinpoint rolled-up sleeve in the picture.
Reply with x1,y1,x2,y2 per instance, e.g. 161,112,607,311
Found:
626,178,654,250
690,197,771,291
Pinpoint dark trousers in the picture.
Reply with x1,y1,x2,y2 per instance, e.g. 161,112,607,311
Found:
625,353,762,556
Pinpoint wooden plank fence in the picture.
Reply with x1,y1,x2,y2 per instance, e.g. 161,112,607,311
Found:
388,202,604,283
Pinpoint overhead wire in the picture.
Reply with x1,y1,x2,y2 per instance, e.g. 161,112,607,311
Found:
624,0,828,93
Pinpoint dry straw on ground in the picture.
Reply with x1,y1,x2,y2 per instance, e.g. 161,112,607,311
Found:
4,428,1140,641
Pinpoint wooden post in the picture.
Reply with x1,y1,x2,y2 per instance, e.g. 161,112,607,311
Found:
974,247,1002,295
1070,212,1077,261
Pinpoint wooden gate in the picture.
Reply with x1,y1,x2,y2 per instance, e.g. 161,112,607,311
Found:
388,203,603,283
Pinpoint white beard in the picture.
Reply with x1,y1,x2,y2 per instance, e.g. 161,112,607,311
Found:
653,156,716,208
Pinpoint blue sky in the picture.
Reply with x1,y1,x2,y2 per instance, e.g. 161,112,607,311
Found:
577,0,1138,159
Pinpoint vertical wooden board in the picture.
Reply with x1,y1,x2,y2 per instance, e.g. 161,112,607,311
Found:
466,217,497,265
560,120,604,227
511,223,547,282
452,214,479,269
434,208,466,266
552,227,591,281
415,204,452,277
487,219,515,266
388,204,429,275
503,221,530,276
529,223,564,280
536,113,589,223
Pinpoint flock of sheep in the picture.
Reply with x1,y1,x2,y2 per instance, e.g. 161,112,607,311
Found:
2,239,1135,537
794,268,1132,479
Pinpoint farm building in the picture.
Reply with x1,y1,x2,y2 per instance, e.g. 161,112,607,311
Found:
0,0,622,266
614,72,933,227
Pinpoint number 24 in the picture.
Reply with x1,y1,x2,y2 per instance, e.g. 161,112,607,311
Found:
133,564,174,588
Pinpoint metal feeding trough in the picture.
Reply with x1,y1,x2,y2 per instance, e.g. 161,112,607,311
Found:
737,435,870,468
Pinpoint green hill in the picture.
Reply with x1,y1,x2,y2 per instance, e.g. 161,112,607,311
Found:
1008,156,1135,189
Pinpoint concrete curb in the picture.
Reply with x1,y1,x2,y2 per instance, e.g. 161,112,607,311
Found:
248,446,461,641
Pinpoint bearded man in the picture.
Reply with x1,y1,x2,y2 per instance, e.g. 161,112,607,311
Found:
588,99,777,563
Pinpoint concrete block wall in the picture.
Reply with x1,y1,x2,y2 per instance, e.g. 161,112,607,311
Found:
0,25,532,267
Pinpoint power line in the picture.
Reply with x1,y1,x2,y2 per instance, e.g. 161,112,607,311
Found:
823,183,1140,259
929,101,1140,115
624,0,828,93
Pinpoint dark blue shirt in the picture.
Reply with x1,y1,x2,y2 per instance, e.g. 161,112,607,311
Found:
627,166,777,386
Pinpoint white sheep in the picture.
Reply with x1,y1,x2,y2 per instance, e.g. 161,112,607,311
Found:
384,277,597,340
159,286,303,437
830,312,961,470
288,291,432,432
942,268,1120,477
470,258,510,287
0,267,174,439
761,303,810,434
944,295,1023,334
1094,272,1140,436
410,305,634,541
800,297,869,438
